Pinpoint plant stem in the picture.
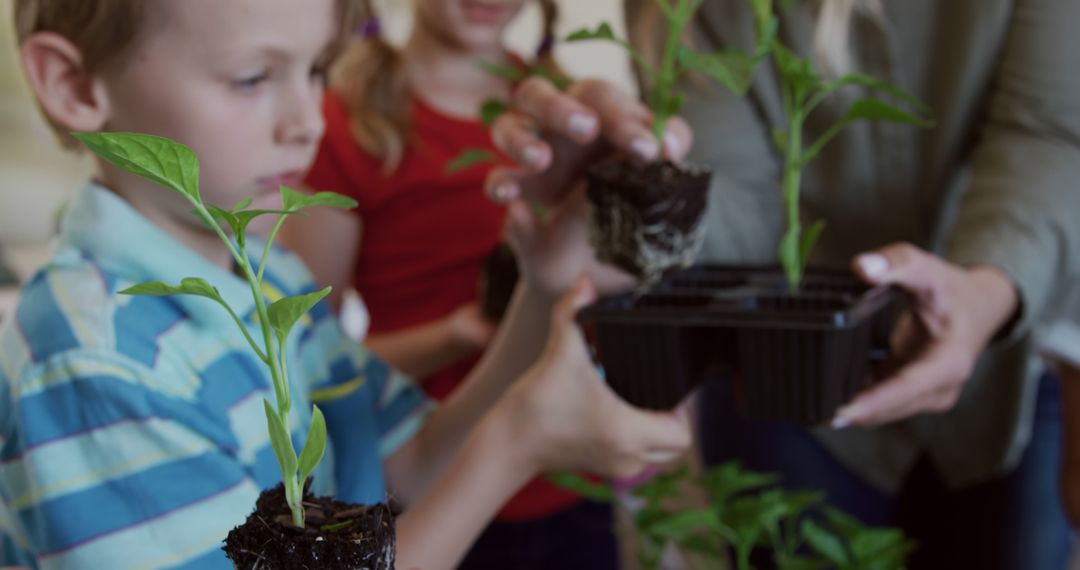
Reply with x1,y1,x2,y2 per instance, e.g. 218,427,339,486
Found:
650,0,690,142
191,202,304,528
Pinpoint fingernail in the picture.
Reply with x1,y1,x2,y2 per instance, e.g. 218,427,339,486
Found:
663,131,681,158
831,416,852,430
631,137,659,161
568,113,597,139
857,254,889,279
493,182,518,202
523,145,546,168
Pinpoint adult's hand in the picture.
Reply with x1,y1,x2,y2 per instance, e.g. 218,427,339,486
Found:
488,78,693,297
832,243,1019,427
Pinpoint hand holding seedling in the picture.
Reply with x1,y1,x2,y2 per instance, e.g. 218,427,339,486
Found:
486,77,692,206
502,177,637,297
503,277,692,478
831,244,1019,427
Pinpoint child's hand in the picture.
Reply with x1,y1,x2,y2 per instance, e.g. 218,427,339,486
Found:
506,277,692,479
446,303,496,352
486,77,693,207
504,189,635,298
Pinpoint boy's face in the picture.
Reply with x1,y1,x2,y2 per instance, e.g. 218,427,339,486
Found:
98,0,337,227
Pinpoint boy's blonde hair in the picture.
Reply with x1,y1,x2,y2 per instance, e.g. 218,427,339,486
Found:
332,0,566,174
13,0,361,149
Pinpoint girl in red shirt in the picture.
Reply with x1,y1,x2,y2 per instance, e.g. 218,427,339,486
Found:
285,1,618,568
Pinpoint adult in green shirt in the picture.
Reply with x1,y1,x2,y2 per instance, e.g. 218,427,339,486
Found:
487,0,1080,567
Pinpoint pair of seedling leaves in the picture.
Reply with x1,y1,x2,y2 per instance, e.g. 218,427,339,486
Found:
553,462,913,570
73,131,356,529
455,0,932,290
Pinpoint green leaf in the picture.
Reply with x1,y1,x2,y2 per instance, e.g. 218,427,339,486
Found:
678,48,756,96
297,405,327,486
755,14,780,58
280,187,358,212
267,287,332,343
774,555,831,570
547,473,616,502
479,98,509,127
772,43,820,95
445,149,497,174
799,219,826,272
649,508,724,541
839,98,934,127
801,519,850,566
801,98,934,167
566,22,618,43
232,198,254,212
264,399,298,478
531,67,572,91
700,461,780,505
813,73,932,115
633,463,691,504
204,206,296,245
477,60,528,82
822,506,865,544
72,132,201,203
120,277,224,303
205,205,244,242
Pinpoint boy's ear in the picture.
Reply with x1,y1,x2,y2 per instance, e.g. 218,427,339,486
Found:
19,32,111,134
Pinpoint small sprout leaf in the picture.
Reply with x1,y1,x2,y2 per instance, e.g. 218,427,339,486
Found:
298,406,328,485
264,400,298,478
267,287,332,342
446,149,497,174
281,187,358,212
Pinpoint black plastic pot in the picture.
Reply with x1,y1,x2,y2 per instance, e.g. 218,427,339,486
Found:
577,266,901,425
224,481,395,569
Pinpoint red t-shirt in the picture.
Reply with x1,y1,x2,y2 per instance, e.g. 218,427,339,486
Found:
305,90,582,521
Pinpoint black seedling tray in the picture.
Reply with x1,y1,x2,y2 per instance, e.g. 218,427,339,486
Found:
577,265,901,425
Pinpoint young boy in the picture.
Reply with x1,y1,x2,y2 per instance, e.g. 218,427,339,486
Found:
1,1,692,568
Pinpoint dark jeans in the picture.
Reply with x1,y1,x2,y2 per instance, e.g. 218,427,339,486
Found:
698,372,1074,570
456,501,619,570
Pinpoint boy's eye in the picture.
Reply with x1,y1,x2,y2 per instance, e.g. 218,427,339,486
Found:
309,64,329,82
232,72,269,90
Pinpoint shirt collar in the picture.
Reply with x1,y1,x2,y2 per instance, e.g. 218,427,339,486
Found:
61,182,256,328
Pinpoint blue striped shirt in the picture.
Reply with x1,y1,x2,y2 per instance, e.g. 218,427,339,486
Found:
0,184,433,569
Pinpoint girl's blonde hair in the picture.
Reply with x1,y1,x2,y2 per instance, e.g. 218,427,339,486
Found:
332,0,565,173
14,0,361,149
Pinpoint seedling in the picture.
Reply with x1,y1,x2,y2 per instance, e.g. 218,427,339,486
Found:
566,0,773,145
746,1,933,290
554,462,914,570
73,132,357,529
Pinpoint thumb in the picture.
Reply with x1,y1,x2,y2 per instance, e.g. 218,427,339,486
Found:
552,275,596,331
504,199,538,257
853,242,948,316
618,404,693,460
